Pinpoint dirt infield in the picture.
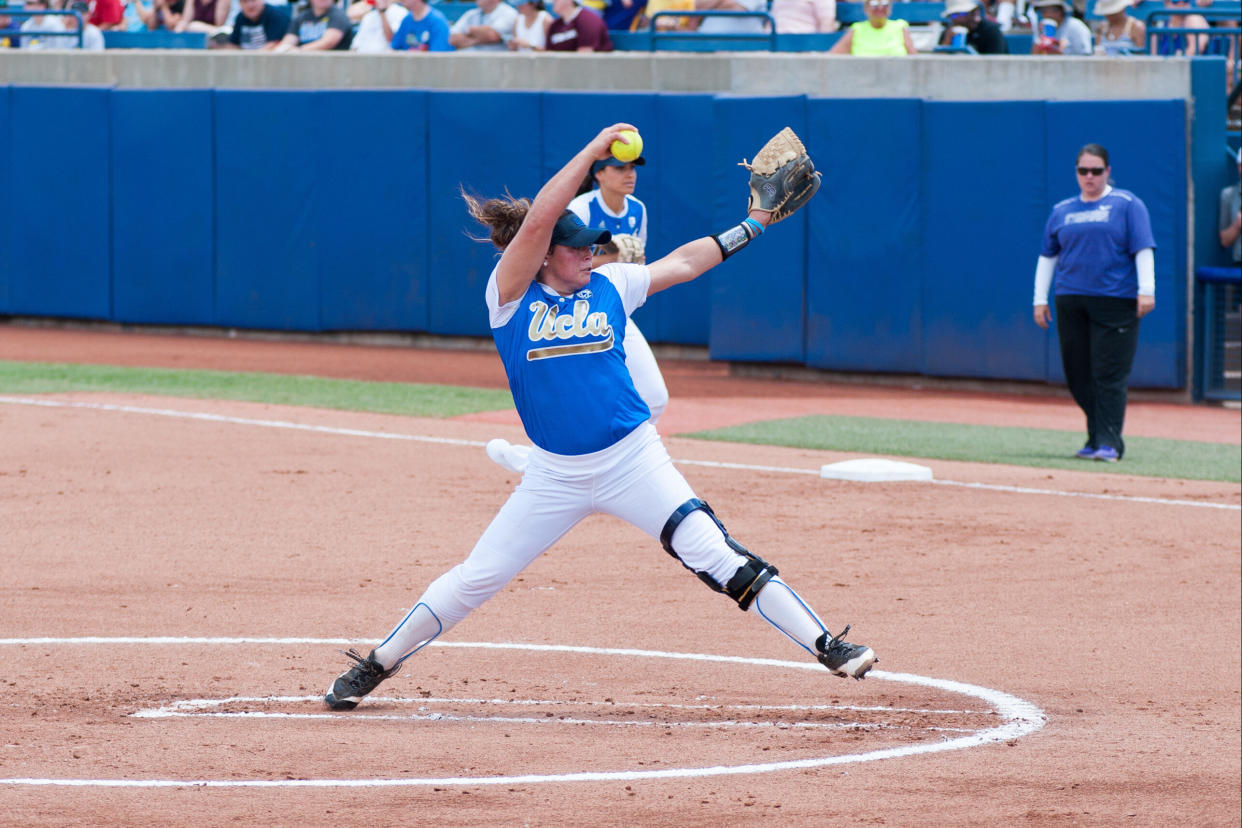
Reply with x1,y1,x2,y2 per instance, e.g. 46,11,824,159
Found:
0,326,1239,826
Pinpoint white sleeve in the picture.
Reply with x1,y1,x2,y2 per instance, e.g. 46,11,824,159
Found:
599,263,651,316
1033,255,1057,305
485,266,522,328
567,192,592,224
1135,247,1155,297
995,0,1014,31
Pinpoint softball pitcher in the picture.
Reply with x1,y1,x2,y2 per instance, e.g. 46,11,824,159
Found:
488,152,665,474
325,124,876,710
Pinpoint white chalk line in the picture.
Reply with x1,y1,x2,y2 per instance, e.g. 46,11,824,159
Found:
0,638,1044,789
1,396,1234,511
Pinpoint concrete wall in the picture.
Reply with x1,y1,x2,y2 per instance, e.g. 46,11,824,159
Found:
0,51,1192,100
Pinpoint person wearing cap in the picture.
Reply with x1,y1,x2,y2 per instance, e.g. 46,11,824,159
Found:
62,0,106,46
1029,0,1091,54
389,0,452,50
828,0,917,55
215,0,289,50
1092,0,1143,55
320,122,878,714
448,0,518,50
937,0,1007,53
546,0,612,50
510,0,552,50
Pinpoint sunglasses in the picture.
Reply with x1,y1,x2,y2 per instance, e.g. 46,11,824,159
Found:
1076,166,1106,176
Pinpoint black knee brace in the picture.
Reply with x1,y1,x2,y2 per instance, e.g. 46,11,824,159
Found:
659,498,778,611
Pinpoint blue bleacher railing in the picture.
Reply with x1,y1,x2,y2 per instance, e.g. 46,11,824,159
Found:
648,10,777,51
1,8,85,49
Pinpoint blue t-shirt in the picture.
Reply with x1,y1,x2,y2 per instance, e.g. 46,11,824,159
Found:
229,3,290,48
1041,188,1156,299
487,264,651,455
390,8,452,51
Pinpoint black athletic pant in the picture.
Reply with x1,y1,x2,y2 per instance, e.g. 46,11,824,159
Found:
1054,293,1141,458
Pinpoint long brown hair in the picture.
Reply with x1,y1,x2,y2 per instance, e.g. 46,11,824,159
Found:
462,189,532,250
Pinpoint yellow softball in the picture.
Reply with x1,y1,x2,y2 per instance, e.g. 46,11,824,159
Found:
610,130,643,163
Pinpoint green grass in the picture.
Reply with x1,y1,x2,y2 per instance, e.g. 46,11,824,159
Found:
2,360,1235,483
0,360,514,418
685,415,1241,483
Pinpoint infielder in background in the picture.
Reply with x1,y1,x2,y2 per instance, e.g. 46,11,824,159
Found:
487,151,668,474
1033,142,1155,463
325,123,876,710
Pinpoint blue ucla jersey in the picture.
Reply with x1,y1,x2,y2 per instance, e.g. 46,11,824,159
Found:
486,263,652,455
1041,188,1156,299
567,191,648,243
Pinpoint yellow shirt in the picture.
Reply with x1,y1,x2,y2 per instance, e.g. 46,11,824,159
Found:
849,18,908,55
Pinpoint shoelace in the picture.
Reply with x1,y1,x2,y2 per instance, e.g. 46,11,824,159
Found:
822,625,853,652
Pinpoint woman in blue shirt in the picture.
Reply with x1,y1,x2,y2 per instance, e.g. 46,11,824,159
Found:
324,123,875,710
1033,143,1156,462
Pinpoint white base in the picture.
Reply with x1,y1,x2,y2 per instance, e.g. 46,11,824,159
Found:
819,458,933,482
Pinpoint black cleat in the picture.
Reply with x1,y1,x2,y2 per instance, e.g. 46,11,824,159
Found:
815,625,876,680
324,648,400,710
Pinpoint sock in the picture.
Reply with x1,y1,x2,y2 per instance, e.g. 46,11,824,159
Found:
372,602,454,668
751,577,828,656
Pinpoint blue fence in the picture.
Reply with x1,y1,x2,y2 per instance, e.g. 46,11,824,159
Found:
0,86,1190,387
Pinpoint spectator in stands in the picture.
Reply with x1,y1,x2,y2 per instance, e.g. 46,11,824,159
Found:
1093,0,1144,55
216,0,290,49
90,0,126,28
352,0,409,51
510,0,552,49
448,0,518,50
980,0,1025,33
0,10,21,48
148,0,186,30
63,0,106,46
1029,0,1091,54
176,0,229,35
693,0,769,34
391,0,453,49
1150,0,1209,55
1032,143,1155,462
19,0,74,48
598,0,644,31
277,0,354,49
938,0,1008,53
1220,153,1242,264
829,0,916,54
769,0,837,34
547,0,612,49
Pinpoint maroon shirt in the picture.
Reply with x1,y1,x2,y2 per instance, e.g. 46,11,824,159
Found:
546,6,612,51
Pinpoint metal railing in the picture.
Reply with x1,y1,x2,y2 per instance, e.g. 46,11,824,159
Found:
0,8,86,49
1195,266,1242,402
649,10,777,52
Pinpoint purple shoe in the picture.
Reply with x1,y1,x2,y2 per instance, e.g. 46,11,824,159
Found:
1074,445,1097,459
1093,446,1120,462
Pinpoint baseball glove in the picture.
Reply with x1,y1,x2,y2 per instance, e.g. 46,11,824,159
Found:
611,233,645,264
739,127,821,224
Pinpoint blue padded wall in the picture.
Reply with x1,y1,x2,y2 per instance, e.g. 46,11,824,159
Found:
708,95,808,363
921,101,1049,380
110,89,215,325
0,86,11,314
213,90,320,331
8,86,112,320
642,93,715,346
805,98,923,373
1043,100,1187,388
313,90,430,331
427,90,544,337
